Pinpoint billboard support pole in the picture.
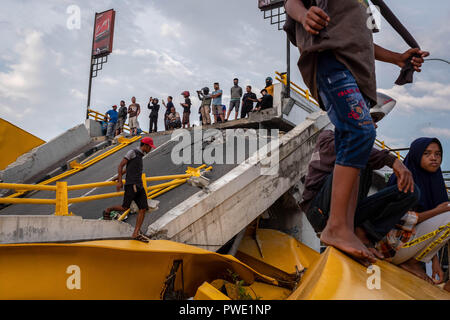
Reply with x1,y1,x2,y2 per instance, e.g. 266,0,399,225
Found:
286,34,291,99
85,9,115,120
86,12,98,120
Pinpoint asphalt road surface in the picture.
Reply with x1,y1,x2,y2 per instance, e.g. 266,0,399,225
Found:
0,129,267,233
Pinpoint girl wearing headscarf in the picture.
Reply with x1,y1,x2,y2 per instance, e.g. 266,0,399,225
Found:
376,137,449,286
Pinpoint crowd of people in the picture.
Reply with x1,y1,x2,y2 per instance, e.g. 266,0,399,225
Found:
101,77,275,138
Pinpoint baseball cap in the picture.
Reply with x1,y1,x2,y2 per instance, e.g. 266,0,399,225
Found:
141,137,156,149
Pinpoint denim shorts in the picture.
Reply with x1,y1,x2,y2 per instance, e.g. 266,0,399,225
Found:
316,52,376,169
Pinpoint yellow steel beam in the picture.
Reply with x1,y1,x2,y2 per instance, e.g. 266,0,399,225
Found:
194,282,232,300
147,179,188,191
0,183,56,192
0,198,55,205
68,180,186,205
0,118,46,171
150,181,185,198
87,109,149,134
55,182,70,216
68,191,125,204
1,164,212,218
118,179,187,222
146,174,191,182
67,181,122,191
0,240,277,300
5,136,142,199
66,174,192,191
275,72,320,107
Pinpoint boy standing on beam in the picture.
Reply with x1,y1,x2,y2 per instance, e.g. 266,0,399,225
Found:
284,0,429,264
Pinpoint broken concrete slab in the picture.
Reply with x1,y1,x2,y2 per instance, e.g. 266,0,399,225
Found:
0,124,91,185
0,215,135,244
85,119,104,138
147,112,331,251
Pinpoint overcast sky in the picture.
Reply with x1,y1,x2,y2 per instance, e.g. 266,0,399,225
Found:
0,0,449,167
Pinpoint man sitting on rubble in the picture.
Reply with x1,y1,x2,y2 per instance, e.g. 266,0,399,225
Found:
103,137,156,241
300,111,420,262
167,106,182,130
253,89,274,112
162,96,175,131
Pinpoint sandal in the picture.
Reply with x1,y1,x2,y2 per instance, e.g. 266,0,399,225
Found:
134,233,150,243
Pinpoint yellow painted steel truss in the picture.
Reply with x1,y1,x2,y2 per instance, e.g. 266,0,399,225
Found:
87,109,149,135
0,165,213,217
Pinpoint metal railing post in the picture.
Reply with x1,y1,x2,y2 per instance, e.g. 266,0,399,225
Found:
142,173,149,198
55,181,69,216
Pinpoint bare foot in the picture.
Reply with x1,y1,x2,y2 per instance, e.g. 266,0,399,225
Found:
321,225,377,265
399,258,434,284
355,227,385,260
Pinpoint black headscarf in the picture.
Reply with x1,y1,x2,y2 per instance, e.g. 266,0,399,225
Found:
388,137,448,212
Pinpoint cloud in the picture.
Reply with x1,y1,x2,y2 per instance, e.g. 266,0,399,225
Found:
99,77,120,86
422,127,450,139
0,30,45,101
379,81,450,112
0,0,448,149
160,23,182,39
70,88,87,101
376,134,407,150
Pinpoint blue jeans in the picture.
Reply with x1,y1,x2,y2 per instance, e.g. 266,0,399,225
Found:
317,51,376,169
106,122,116,139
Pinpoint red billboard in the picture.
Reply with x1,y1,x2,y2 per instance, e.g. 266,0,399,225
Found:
93,9,116,57
258,0,284,10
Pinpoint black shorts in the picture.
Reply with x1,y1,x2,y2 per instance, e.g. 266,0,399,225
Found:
122,184,149,211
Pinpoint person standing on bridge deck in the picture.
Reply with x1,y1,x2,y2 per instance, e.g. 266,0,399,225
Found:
211,83,224,124
197,87,212,126
128,97,141,137
241,85,257,119
105,105,118,140
148,97,160,133
265,77,274,97
116,101,128,136
284,0,429,264
180,91,192,129
227,78,243,122
103,137,156,241
162,96,175,131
